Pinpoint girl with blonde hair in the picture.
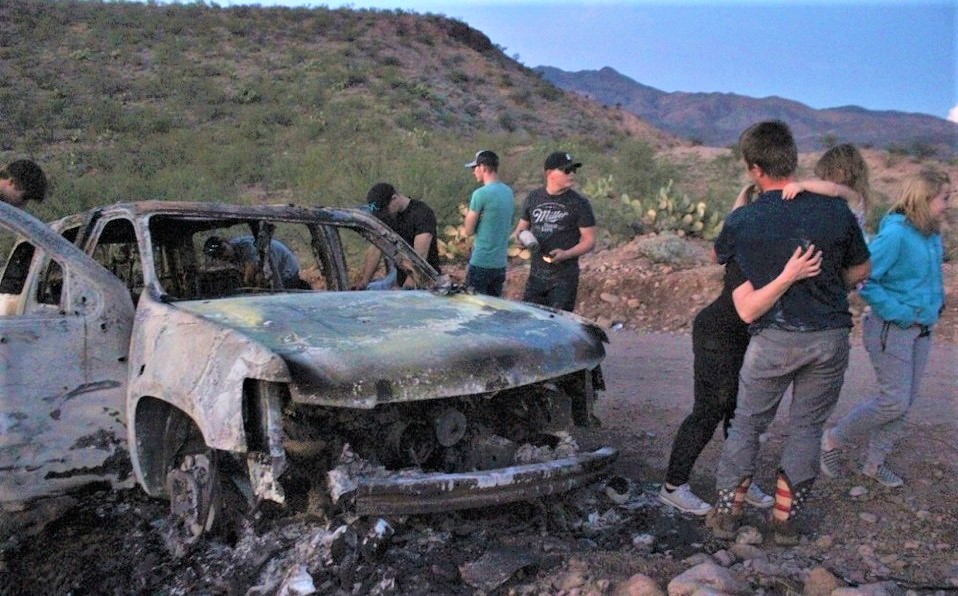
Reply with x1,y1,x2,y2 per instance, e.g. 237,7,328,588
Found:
820,168,951,487
783,143,871,230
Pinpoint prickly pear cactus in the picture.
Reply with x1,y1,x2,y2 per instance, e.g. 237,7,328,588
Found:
438,204,530,262
586,176,723,243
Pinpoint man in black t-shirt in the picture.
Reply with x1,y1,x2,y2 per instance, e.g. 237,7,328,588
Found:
513,152,596,312
357,182,441,289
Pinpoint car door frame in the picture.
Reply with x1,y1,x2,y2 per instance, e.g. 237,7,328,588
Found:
0,201,136,504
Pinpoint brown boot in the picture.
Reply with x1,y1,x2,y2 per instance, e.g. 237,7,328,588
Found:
706,477,750,540
770,470,813,546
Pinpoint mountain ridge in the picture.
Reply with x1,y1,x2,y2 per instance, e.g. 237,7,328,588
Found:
536,65,958,155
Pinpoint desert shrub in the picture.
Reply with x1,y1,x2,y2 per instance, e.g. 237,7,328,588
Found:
511,89,532,107
537,84,563,101
908,141,937,160
232,86,263,104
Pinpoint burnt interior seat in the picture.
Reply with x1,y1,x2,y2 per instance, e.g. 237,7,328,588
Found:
195,267,244,298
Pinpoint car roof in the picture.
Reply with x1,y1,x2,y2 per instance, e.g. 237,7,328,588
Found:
52,201,371,225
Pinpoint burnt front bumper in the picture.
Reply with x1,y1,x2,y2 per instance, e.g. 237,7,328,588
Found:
354,447,618,515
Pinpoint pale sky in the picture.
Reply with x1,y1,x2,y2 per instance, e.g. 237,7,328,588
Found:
174,0,958,122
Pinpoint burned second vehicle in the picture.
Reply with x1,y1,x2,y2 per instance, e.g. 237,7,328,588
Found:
0,200,615,545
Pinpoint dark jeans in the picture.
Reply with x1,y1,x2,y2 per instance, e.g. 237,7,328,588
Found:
467,265,506,297
522,273,579,312
665,328,748,486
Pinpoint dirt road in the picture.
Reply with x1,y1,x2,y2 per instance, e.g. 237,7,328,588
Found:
595,330,957,487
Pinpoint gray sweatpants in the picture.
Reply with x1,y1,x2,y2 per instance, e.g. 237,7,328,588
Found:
829,312,932,469
716,327,850,489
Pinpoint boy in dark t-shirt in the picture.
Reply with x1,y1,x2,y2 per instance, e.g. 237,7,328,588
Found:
708,121,871,546
716,193,869,332
514,152,596,312
358,182,441,289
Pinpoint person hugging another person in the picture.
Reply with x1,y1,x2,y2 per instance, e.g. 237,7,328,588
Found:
783,143,871,232
820,169,950,488
707,121,871,546
659,183,825,516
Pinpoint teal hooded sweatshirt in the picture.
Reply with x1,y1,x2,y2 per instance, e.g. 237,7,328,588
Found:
859,212,945,328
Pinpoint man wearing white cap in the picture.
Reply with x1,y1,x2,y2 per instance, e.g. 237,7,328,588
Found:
462,150,515,296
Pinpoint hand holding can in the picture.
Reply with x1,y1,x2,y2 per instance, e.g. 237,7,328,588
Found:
518,230,539,249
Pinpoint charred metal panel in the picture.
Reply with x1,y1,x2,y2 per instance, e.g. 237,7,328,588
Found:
0,202,135,504
177,291,605,408
353,447,618,515
127,293,292,456
0,315,131,501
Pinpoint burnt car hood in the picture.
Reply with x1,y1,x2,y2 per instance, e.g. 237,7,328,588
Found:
176,291,605,407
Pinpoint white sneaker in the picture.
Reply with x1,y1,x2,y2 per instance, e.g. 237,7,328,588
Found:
659,484,712,516
744,483,774,509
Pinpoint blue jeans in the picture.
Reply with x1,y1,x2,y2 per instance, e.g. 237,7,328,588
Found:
466,265,506,297
829,312,932,469
716,327,850,488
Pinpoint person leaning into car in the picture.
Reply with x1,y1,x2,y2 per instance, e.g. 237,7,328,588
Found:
0,159,47,210
356,182,441,289
204,235,304,289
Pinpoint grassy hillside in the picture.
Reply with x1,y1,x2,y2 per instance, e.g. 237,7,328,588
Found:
1,0,953,259
1,0,683,226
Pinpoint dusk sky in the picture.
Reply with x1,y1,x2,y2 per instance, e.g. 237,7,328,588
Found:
185,1,957,122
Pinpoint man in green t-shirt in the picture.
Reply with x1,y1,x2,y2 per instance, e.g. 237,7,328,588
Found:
462,150,515,296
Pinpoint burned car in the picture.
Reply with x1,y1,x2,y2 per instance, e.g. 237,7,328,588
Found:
0,200,615,545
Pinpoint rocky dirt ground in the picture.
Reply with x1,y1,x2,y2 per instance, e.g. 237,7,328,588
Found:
2,238,956,595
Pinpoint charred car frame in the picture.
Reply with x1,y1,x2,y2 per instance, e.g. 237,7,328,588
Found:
0,201,615,546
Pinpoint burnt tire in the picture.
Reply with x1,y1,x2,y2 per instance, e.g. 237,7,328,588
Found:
161,410,245,556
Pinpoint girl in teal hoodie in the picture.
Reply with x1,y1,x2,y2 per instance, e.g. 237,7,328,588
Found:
820,169,951,487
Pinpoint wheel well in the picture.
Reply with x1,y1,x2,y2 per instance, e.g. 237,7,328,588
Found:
133,397,205,498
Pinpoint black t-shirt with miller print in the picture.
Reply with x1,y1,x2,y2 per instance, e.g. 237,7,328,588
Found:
521,187,596,279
